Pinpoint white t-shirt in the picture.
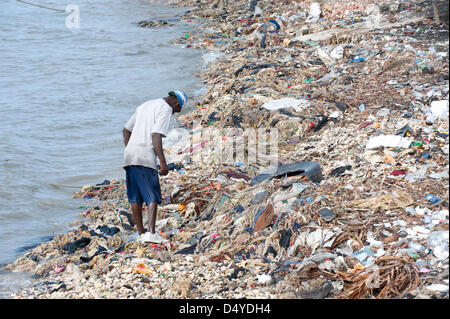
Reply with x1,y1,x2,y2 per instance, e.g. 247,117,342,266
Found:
123,98,172,169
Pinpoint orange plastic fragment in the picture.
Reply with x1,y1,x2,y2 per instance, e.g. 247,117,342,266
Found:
384,154,395,164
135,264,152,275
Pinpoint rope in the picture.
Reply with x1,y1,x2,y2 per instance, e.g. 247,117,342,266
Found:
16,0,66,13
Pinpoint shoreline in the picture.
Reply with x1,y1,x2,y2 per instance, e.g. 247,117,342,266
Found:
2,0,449,299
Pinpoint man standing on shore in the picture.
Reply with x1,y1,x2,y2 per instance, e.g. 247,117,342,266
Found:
122,91,187,243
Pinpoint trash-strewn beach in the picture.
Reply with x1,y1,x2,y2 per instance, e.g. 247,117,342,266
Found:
3,0,448,299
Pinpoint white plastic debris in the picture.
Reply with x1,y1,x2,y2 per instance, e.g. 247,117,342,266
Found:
433,246,449,260
415,207,432,215
426,284,449,292
256,274,272,284
329,111,341,118
261,98,310,112
366,135,413,149
330,45,344,60
305,229,335,251
308,2,321,21
430,100,449,120
375,247,386,257
254,6,263,16
429,170,449,179
292,183,309,194
317,47,335,65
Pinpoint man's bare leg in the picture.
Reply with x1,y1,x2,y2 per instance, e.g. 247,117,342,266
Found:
147,202,158,234
131,203,145,235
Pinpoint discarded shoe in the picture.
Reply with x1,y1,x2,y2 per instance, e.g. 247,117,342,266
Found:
251,161,323,185
62,237,91,255
318,208,336,222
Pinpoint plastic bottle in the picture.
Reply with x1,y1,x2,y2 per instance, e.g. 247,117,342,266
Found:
427,231,449,252
408,241,426,254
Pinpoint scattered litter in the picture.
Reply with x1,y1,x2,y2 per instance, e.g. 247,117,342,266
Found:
4,0,449,300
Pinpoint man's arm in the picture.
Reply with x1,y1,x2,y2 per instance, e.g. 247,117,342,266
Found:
123,128,132,146
152,133,169,175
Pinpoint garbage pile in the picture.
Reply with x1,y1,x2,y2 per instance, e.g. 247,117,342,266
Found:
3,0,448,299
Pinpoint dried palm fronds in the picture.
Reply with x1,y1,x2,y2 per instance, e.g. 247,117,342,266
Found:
381,58,413,73
336,256,421,299
348,190,414,211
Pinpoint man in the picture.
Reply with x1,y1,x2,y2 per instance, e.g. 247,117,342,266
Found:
122,90,187,243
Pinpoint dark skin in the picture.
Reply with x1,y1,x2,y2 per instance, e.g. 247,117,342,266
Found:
122,95,182,235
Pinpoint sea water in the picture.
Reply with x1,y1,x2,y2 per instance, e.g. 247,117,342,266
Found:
0,0,212,297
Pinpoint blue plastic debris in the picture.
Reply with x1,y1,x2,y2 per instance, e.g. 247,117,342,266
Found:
234,205,245,213
425,194,441,204
349,57,366,63
348,58,366,63
294,196,314,206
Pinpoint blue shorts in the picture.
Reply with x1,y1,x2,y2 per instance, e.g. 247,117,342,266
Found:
125,165,162,205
